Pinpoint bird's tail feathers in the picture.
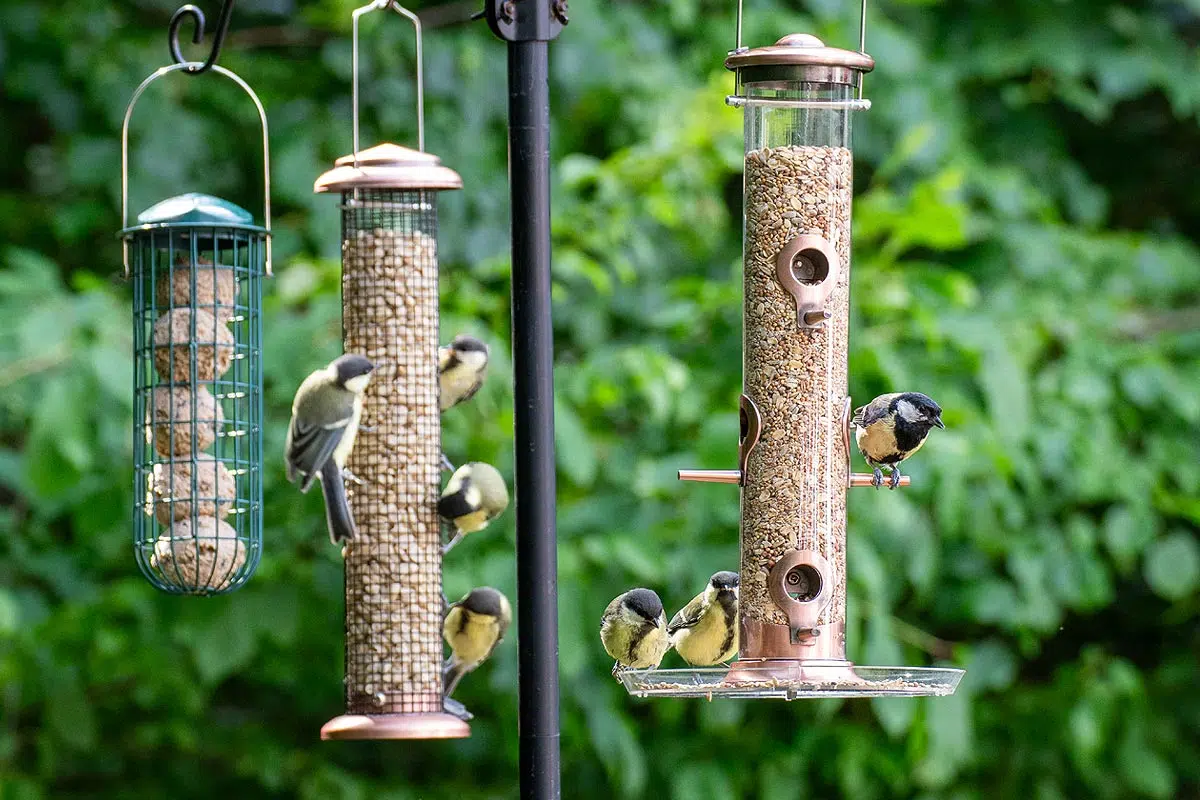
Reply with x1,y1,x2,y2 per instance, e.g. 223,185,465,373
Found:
320,460,356,544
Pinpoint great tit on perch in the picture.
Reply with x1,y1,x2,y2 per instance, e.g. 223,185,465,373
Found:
851,391,945,489
438,461,510,554
600,588,671,675
443,586,511,698
439,334,489,413
668,571,740,667
285,353,375,544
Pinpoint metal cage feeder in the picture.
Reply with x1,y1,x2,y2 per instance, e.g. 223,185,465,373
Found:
315,0,468,742
623,7,964,699
121,62,271,596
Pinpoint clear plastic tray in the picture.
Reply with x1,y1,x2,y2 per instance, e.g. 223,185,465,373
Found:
616,663,964,700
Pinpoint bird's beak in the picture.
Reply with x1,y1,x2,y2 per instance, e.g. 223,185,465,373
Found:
933,416,945,429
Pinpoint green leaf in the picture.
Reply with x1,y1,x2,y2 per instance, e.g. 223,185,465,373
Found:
1142,531,1200,601
554,396,598,487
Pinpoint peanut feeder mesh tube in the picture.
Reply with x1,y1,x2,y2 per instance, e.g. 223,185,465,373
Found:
315,144,468,740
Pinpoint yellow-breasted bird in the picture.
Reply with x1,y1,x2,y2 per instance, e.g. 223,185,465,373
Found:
600,588,671,674
284,353,375,544
668,571,740,667
437,462,510,554
443,587,511,698
851,391,944,489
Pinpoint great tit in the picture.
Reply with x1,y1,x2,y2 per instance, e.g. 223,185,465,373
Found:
443,586,511,698
438,461,510,554
600,588,671,674
851,391,944,489
668,571,740,667
285,353,375,544
439,334,490,413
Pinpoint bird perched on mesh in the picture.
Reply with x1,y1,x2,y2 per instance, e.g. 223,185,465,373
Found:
437,334,491,472
443,587,511,701
285,353,375,544
600,588,671,675
851,391,945,489
438,462,510,554
439,334,489,413
668,571,740,667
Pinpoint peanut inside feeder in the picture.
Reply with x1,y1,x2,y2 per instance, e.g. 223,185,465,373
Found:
315,142,469,741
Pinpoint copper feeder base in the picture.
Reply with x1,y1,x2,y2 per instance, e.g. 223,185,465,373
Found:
320,712,470,741
724,658,859,686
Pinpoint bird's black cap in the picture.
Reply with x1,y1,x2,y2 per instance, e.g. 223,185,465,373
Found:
451,334,489,354
333,353,375,386
622,588,664,621
711,571,739,591
897,392,941,417
461,586,505,616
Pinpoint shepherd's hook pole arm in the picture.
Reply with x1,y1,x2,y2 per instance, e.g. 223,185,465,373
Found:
169,0,236,74
483,0,566,798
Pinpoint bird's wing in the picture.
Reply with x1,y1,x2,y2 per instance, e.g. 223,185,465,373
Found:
437,476,477,519
667,594,705,635
287,419,348,492
853,395,896,428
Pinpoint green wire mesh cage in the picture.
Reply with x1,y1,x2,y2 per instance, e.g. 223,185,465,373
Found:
123,194,266,594
119,63,272,595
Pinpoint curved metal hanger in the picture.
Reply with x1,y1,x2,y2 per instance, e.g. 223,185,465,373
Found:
121,63,272,276
169,0,236,75
352,0,425,160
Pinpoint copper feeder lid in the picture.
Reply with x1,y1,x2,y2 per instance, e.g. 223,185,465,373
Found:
725,33,875,87
314,143,463,194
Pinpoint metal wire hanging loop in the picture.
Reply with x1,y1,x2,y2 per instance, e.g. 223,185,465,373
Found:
169,0,236,75
732,0,869,99
352,0,426,160
121,63,272,276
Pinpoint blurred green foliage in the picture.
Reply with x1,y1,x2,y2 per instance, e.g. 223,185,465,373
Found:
2,0,1199,797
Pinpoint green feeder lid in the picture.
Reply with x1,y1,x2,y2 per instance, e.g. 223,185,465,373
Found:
121,192,266,236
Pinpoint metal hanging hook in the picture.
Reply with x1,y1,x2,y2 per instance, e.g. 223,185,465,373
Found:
352,0,425,163
169,0,236,74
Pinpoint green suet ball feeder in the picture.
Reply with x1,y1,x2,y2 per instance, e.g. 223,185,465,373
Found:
119,62,272,595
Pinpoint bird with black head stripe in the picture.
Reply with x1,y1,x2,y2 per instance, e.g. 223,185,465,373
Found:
851,391,945,489
600,588,670,675
668,571,740,667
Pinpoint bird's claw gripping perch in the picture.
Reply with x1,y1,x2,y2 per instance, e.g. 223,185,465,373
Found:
871,467,884,489
441,532,464,556
440,452,455,472
889,467,902,490
342,468,367,486
443,696,474,721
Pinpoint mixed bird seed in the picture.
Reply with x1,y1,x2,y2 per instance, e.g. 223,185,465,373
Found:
741,145,854,633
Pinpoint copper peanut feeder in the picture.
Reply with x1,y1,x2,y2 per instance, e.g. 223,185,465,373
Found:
316,1,469,740
619,25,964,700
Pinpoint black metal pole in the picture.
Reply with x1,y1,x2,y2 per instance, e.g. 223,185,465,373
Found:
509,40,560,800
486,1,564,795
